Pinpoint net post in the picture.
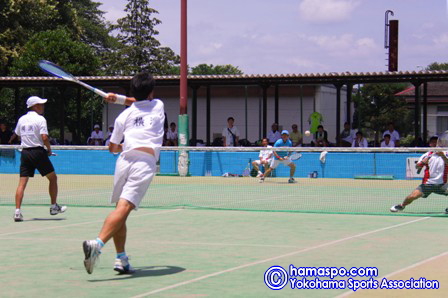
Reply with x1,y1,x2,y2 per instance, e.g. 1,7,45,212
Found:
178,114,189,176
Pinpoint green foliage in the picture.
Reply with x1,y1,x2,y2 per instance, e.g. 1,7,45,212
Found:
191,64,243,75
426,62,448,71
105,0,179,75
353,83,412,143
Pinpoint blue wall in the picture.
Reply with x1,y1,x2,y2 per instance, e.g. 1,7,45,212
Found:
0,149,421,180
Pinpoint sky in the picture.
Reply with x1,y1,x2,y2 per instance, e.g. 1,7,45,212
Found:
98,0,448,74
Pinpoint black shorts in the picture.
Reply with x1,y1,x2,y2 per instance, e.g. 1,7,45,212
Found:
416,184,448,198
20,147,55,177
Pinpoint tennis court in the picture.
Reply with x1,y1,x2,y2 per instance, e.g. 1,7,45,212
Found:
2,173,448,297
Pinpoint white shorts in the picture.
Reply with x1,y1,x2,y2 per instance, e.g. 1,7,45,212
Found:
254,159,272,165
111,150,156,210
270,158,293,169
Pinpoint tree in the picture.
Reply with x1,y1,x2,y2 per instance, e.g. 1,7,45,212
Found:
7,28,103,144
191,64,243,75
105,0,179,75
353,83,412,145
426,62,448,71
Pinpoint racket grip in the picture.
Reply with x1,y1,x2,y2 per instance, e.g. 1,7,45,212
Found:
416,168,422,174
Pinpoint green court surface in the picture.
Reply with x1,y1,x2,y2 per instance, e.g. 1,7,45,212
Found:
2,206,448,297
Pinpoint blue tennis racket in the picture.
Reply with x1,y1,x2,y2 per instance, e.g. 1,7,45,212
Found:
38,60,107,97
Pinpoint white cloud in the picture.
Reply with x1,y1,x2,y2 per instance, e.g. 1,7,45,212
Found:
197,42,223,55
298,0,360,24
434,33,448,46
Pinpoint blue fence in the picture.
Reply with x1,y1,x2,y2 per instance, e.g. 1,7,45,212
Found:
0,149,421,180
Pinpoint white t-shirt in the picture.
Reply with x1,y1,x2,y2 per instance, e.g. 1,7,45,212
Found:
15,111,48,148
222,126,240,146
90,130,104,145
380,140,395,148
110,99,165,160
341,129,356,143
166,130,177,140
267,130,281,144
418,152,448,184
259,145,273,162
383,130,400,143
351,138,368,147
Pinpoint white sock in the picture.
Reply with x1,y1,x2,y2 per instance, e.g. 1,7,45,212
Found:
15,208,21,214
258,171,262,175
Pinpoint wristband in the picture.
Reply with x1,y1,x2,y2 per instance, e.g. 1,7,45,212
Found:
115,94,126,105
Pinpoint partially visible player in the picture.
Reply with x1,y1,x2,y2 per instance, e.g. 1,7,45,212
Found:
260,130,296,183
252,138,273,178
13,96,67,222
390,142,448,212
82,72,165,274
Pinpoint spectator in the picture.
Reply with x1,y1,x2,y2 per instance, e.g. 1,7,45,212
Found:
338,122,356,147
251,138,273,178
381,134,395,148
383,123,400,147
104,125,114,146
222,117,240,147
0,122,13,144
289,124,302,147
166,122,178,146
352,131,368,147
89,124,104,146
267,123,281,145
312,125,328,147
428,136,438,147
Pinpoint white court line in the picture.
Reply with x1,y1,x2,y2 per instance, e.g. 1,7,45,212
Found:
0,209,181,237
336,250,448,297
131,217,430,298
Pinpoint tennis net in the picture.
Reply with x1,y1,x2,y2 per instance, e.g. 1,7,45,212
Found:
0,145,445,216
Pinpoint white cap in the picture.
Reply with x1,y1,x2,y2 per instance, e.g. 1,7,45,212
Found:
26,96,47,108
94,124,100,129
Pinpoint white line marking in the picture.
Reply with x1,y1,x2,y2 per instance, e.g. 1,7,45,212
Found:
0,209,181,237
131,217,430,298
336,250,448,297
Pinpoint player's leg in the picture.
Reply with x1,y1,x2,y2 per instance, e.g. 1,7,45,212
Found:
390,188,424,212
112,220,134,274
46,172,58,204
262,160,277,182
288,162,296,183
14,177,29,222
99,199,134,244
252,160,263,177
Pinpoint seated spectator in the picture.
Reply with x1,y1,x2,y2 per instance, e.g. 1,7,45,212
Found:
104,125,114,146
383,122,400,147
89,124,103,145
381,134,395,148
251,138,273,177
338,122,356,147
352,131,368,147
0,122,13,144
267,123,281,145
312,125,328,147
166,122,178,146
428,136,438,147
289,124,303,147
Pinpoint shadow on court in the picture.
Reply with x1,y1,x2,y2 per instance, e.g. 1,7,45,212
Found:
23,217,67,221
88,265,186,282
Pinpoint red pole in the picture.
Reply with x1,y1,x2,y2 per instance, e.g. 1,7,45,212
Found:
180,0,188,114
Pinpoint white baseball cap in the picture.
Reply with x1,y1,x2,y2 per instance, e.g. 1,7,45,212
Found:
94,124,100,129
26,96,47,108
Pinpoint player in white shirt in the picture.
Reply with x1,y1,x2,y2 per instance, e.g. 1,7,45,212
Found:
166,122,178,146
390,149,448,212
82,72,165,275
251,138,273,178
222,117,240,147
13,96,67,222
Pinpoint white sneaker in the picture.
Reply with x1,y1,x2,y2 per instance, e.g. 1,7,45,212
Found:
259,176,265,183
390,204,405,212
114,257,135,274
83,240,101,274
14,212,23,222
50,204,67,215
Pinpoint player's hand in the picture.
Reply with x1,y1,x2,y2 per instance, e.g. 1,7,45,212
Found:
104,93,117,103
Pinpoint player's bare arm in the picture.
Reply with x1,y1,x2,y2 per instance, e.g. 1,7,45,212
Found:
108,142,122,153
41,134,52,156
104,93,136,106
